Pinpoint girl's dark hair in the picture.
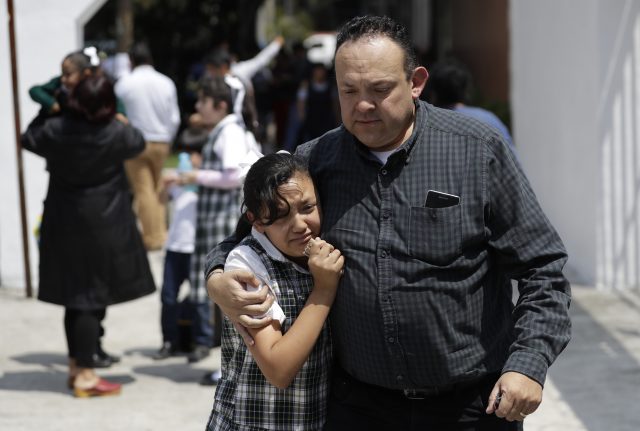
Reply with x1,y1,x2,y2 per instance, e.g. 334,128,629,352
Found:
67,75,116,123
336,15,417,81
235,153,311,238
64,51,92,72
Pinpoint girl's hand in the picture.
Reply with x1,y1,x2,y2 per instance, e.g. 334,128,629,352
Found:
305,237,344,292
178,170,198,185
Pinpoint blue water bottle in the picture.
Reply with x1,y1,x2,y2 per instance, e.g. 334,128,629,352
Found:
177,152,197,192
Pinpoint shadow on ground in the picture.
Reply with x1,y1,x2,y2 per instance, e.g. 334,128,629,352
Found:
548,300,640,431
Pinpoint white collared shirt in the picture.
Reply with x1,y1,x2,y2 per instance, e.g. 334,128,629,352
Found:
224,228,312,324
115,65,180,142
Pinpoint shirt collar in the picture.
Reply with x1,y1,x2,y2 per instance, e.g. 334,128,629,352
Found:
250,227,309,274
350,100,427,166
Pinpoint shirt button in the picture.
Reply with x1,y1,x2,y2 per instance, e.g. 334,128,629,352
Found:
396,375,404,382
387,336,395,343
381,250,387,258
381,169,388,175
382,212,390,220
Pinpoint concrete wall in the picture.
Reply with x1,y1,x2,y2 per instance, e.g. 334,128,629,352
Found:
511,0,640,290
0,0,106,288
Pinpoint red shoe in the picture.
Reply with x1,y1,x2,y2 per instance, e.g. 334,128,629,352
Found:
73,378,122,398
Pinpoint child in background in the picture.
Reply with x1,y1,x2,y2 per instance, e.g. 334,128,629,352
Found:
179,76,260,373
207,152,344,431
29,47,127,123
154,137,205,360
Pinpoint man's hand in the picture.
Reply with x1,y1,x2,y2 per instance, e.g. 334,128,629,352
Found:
207,269,275,328
486,371,543,422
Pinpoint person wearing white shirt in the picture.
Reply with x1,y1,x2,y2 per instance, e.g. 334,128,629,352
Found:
115,42,181,250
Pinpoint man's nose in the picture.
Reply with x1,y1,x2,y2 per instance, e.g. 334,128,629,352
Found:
355,97,375,112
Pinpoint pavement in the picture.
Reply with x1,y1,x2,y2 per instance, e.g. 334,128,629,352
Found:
1,250,639,430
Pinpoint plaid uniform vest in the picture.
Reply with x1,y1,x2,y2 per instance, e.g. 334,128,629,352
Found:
210,235,332,430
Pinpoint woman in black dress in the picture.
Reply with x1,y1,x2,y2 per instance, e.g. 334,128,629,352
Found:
21,75,155,397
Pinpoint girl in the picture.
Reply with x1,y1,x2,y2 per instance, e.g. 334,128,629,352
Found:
29,47,127,122
207,152,344,431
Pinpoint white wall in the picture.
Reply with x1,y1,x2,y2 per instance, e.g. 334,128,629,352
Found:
0,0,106,289
511,0,640,290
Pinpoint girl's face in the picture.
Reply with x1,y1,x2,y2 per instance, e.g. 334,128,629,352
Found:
195,94,227,129
60,58,88,91
253,172,321,261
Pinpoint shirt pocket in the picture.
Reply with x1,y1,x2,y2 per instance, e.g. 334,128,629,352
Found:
408,204,462,265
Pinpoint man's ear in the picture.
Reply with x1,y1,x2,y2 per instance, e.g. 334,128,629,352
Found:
411,66,429,100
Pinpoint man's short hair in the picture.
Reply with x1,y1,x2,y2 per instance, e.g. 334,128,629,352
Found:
129,42,153,66
336,15,417,80
204,49,231,68
426,60,472,108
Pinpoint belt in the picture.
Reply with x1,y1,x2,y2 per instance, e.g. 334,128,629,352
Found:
335,368,485,401
401,386,455,399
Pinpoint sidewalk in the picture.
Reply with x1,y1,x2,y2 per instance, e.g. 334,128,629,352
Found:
1,252,639,430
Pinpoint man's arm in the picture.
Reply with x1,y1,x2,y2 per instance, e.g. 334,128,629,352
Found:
483,133,571,420
204,231,275,329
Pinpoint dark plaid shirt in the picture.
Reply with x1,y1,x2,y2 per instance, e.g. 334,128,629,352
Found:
207,100,571,390
208,235,331,431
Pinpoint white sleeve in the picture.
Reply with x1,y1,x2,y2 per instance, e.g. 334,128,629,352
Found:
231,40,282,82
168,83,181,139
196,169,243,189
224,246,286,324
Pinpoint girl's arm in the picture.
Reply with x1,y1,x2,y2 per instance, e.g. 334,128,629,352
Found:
28,76,61,113
195,168,243,189
246,238,344,389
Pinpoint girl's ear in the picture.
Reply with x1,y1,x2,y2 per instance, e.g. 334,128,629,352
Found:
246,211,266,233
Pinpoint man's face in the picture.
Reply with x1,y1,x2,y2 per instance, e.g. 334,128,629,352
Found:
195,94,227,129
335,36,427,151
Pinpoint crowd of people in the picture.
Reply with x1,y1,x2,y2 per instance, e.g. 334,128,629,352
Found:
23,14,571,430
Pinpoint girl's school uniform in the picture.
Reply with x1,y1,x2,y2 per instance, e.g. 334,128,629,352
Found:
207,229,332,431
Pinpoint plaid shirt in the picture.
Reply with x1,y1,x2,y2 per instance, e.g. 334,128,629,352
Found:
207,100,571,390
190,122,243,304
207,235,332,431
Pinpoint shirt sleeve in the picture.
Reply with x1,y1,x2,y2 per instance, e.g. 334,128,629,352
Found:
224,246,286,325
484,134,571,386
28,76,61,112
195,168,243,189
231,39,283,82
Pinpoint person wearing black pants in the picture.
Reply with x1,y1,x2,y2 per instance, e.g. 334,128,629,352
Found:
21,74,156,397
325,367,523,431
63,309,115,392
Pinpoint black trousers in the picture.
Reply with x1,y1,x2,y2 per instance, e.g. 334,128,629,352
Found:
64,308,105,368
324,368,524,431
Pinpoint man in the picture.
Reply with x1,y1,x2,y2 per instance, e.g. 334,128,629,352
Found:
426,59,515,150
115,42,180,250
206,16,571,430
